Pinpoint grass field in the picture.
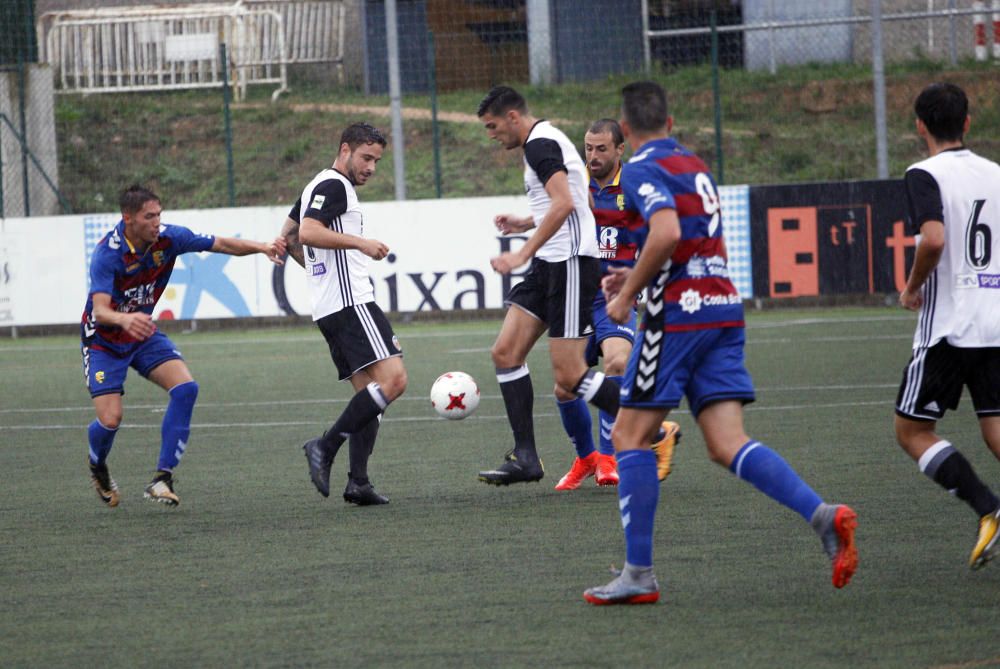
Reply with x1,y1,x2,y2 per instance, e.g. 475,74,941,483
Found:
2,307,1000,667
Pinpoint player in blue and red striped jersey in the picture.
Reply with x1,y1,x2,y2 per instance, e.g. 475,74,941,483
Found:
551,119,680,491
583,82,858,605
81,184,285,508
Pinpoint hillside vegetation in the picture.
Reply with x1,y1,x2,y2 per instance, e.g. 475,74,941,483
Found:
55,60,999,213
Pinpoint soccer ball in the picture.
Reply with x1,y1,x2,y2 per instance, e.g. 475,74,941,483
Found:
430,371,480,420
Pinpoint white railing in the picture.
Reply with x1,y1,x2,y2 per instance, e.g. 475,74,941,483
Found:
35,1,351,100
245,0,346,80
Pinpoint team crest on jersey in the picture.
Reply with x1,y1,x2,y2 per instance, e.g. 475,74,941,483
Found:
392,335,401,351
95,371,105,384
616,194,625,211
152,250,165,266
126,262,141,273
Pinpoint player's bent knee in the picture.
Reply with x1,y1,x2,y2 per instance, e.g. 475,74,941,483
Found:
170,380,199,407
603,356,627,378
98,412,123,430
382,371,408,402
554,383,576,401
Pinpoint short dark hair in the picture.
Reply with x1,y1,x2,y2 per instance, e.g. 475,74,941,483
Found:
621,81,669,134
587,118,624,146
340,122,387,151
914,82,968,142
119,184,160,215
477,85,527,118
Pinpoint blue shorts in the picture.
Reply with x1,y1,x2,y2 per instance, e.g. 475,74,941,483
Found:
620,326,755,416
81,331,184,398
585,293,637,368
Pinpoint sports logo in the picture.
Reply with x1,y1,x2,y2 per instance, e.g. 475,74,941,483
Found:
152,250,165,266
599,227,620,259
392,335,402,351
310,194,326,209
679,289,703,314
616,194,625,211
978,274,1000,289
95,371,105,384
637,183,667,212
311,262,327,276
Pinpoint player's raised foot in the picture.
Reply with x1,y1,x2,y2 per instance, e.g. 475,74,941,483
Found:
303,437,335,498
144,471,179,507
89,460,120,508
651,421,681,482
478,450,544,486
595,453,619,487
970,506,1000,570
343,478,389,506
811,503,858,588
555,452,598,490
584,564,660,605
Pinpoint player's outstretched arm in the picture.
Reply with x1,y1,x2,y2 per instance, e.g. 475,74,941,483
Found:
299,216,389,260
490,172,573,274
606,208,680,324
279,217,305,268
211,236,286,265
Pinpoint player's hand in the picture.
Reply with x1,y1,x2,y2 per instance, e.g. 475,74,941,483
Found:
121,312,156,341
490,251,527,275
606,295,631,324
899,288,923,311
361,238,390,261
265,237,286,265
602,266,631,301
494,214,533,235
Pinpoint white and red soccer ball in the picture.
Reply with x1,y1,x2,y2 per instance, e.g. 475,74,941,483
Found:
430,371,480,420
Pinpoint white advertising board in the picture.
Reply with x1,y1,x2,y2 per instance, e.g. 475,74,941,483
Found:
0,188,752,327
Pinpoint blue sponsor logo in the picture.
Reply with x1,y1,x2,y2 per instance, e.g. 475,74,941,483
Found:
978,274,1000,288
312,263,327,276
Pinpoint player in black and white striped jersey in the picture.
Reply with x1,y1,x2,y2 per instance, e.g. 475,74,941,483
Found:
282,122,407,506
894,82,1000,569
476,86,626,486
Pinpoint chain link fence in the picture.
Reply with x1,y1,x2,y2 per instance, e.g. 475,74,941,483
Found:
2,0,998,216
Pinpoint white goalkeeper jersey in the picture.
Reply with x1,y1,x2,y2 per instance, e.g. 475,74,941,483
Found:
522,121,599,262
293,168,374,320
905,148,1000,349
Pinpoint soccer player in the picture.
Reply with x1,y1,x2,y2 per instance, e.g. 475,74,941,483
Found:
477,86,629,486
584,81,858,605
550,119,681,490
83,184,286,507
895,82,1000,570
293,122,408,506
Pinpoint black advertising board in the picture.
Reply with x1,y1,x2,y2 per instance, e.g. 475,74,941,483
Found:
749,180,915,298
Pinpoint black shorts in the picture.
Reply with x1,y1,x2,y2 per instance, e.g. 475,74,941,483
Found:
504,256,600,338
316,302,402,381
895,340,1000,421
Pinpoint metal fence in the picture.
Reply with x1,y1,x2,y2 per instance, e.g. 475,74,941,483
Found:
1,0,999,218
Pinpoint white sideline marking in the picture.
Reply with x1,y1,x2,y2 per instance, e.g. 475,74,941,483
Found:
2,399,892,431
0,382,895,416
0,314,915,355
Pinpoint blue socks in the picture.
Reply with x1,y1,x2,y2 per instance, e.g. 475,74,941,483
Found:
730,440,822,522
158,381,198,471
616,449,659,567
598,375,623,456
88,419,118,465
557,397,596,459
